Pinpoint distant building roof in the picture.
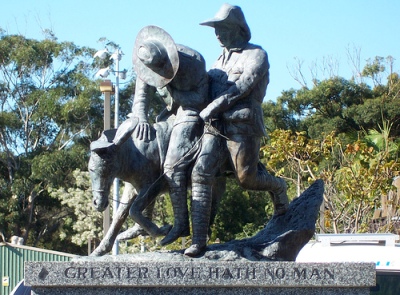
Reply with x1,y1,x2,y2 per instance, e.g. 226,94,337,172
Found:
0,242,77,257
1,242,77,294
10,280,31,295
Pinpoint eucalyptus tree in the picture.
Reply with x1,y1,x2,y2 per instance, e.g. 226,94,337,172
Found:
269,56,400,139
0,30,105,251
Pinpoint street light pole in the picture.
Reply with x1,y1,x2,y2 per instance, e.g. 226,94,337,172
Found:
112,49,121,255
99,80,113,244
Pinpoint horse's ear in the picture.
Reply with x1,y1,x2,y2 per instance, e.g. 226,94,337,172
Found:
113,117,139,146
90,140,114,152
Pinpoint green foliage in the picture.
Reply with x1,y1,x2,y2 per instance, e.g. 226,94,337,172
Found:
260,124,399,235
262,90,301,133
211,178,272,242
328,121,399,233
49,170,103,248
31,145,88,186
295,77,373,137
362,56,386,85
0,32,105,250
0,178,19,237
261,129,335,195
272,59,400,139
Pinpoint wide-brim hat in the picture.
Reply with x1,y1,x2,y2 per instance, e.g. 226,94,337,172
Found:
133,26,179,88
200,3,251,42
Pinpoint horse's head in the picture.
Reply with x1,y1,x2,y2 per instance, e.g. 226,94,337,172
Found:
89,118,138,212
89,132,118,212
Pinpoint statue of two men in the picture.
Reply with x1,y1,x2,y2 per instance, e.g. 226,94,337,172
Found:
115,3,289,256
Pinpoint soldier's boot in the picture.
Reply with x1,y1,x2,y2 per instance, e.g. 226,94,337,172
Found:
254,163,289,215
184,183,212,257
268,177,289,216
160,176,190,246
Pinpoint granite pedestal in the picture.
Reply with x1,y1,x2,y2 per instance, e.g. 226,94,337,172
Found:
25,259,375,294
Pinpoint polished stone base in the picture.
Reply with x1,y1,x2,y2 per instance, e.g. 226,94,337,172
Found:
25,260,375,294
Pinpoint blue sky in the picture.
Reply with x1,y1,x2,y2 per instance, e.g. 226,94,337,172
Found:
2,0,399,101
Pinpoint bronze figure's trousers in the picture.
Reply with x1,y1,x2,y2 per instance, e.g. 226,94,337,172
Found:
162,120,202,245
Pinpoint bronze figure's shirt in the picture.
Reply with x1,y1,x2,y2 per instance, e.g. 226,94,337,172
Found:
208,43,269,137
132,44,208,125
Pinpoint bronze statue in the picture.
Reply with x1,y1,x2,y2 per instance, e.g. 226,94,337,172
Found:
88,5,307,258
184,3,289,256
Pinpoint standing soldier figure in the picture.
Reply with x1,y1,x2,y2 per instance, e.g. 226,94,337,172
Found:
186,3,289,256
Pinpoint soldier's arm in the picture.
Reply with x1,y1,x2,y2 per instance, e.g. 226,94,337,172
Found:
132,77,152,121
170,75,209,110
131,77,154,141
200,50,269,121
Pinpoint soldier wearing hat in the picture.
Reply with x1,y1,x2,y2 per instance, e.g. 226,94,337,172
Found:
114,26,209,246
185,4,289,256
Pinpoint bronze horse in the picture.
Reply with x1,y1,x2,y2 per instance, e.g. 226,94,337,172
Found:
88,118,226,256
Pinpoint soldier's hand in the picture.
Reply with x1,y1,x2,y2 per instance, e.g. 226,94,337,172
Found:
135,122,151,141
200,106,214,122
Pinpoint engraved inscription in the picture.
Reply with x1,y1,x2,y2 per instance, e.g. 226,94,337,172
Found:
25,261,375,288
64,266,335,281
293,268,335,280
208,267,257,280
64,266,149,280
157,267,202,279
265,267,286,280
60,264,336,284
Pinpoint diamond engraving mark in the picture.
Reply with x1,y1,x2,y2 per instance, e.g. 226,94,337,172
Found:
38,267,49,280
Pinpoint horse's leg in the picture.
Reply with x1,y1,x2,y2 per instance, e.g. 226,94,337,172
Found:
90,182,136,256
130,179,171,238
116,222,146,241
117,198,155,240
